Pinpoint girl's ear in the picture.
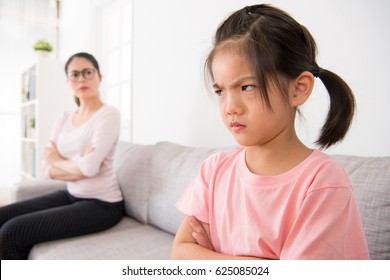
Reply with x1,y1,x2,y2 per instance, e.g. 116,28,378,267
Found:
290,71,314,107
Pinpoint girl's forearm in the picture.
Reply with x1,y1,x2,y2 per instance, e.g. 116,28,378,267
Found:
171,242,262,260
172,216,265,260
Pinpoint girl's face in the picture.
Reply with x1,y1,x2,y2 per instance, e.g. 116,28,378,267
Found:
66,57,101,102
211,48,296,148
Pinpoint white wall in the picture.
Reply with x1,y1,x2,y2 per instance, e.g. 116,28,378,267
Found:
59,0,103,61
1,0,387,187
60,0,390,156
127,0,390,156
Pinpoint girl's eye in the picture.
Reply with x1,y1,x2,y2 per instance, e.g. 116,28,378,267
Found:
242,85,256,91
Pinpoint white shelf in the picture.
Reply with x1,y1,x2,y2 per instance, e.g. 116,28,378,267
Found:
21,100,38,108
21,171,36,181
20,57,75,180
21,137,37,143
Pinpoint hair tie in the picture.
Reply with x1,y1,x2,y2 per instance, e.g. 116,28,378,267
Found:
245,6,253,15
245,5,263,15
313,67,323,78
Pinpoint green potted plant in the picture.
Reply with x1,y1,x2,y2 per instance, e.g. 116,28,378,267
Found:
29,117,35,138
29,117,35,129
33,40,53,57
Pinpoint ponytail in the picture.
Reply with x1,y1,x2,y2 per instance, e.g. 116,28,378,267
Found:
207,4,356,149
314,68,355,149
74,96,80,107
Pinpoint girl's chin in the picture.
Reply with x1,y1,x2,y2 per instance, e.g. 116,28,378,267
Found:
230,135,254,147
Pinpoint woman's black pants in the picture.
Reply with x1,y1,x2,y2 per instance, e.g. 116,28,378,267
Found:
0,190,124,259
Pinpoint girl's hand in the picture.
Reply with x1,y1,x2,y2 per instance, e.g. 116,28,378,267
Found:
189,216,215,251
43,142,64,165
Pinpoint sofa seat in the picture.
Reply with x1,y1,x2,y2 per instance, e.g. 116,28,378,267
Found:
29,217,174,260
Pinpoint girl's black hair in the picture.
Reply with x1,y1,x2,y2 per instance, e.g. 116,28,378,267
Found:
205,4,355,149
64,52,101,107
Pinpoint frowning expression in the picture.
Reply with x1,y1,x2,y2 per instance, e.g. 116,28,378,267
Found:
211,47,296,148
66,57,101,100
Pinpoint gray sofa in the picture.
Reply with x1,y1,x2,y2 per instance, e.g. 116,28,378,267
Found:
12,141,390,259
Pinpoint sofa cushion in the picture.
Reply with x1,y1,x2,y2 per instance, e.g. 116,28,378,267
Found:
113,142,154,223
148,141,224,234
12,179,66,202
330,155,390,260
29,217,174,259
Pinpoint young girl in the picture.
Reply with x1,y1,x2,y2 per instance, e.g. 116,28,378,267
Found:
171,4,369,260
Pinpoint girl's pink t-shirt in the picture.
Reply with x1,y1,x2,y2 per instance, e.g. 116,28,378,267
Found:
176,147,369,259
42,104,123,203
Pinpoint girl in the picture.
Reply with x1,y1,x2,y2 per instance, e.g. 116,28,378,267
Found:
171,4,369,260
0,53,124,259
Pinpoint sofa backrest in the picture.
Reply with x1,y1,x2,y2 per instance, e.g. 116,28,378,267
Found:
113,141,155,223
147,141,224,235
113,141,224,232
114,141,390,259
330,155,390,260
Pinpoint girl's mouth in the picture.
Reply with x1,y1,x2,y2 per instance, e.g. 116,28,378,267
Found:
230,121,246,132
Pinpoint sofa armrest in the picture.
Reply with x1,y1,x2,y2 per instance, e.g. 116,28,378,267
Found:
12,179,67,202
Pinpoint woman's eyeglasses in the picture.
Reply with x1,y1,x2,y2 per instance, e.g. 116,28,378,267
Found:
67,68,96,81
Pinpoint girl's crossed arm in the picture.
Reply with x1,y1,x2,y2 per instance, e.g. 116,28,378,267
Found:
171,216,263,260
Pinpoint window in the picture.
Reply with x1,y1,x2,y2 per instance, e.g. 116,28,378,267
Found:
101,0,132,141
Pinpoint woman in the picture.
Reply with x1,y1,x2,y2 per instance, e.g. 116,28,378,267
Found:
0,52,124,259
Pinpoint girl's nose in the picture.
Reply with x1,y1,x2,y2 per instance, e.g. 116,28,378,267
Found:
225,93,244,116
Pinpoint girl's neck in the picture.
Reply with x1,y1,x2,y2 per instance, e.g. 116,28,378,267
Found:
244,138,312,176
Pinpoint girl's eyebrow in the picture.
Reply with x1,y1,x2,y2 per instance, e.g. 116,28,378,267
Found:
213,76,257,89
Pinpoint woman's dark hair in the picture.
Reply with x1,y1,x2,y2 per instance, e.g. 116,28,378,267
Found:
64,52,101,107
205,4,355,149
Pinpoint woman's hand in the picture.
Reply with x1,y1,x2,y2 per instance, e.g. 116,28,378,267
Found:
189,216,215,251
83,145,95,156
43,142,95,181
43,142,64,165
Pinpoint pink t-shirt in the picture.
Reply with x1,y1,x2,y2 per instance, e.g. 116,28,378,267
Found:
176,147,369,259
42,104,123,203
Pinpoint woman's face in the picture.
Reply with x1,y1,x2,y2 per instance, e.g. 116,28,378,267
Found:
66,57,101,102
211,47,296,148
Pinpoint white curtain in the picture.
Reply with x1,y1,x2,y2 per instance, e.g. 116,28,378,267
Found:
0,0,57,187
